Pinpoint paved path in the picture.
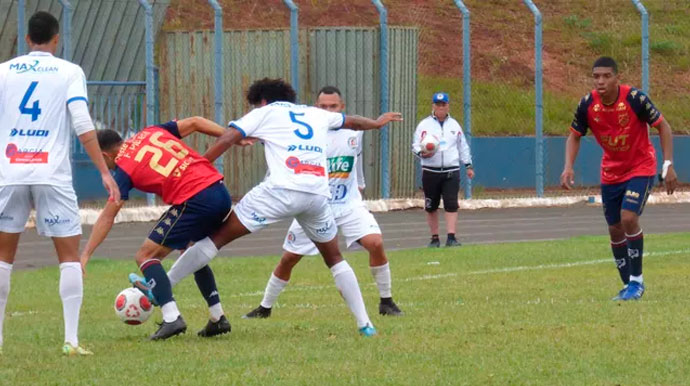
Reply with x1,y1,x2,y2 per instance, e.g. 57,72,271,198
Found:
13,203,689,270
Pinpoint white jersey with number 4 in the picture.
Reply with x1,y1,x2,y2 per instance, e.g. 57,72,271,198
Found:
0,51,89,187
229,102,345,198
327,129,365,217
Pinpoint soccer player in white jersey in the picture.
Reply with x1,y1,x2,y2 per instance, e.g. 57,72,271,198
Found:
0,12,120,356
162,78,402,336
243,86,403,320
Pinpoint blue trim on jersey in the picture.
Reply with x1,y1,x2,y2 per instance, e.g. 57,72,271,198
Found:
337,113,346,129
112,166,133,201
66,96,88,105
229,123,246,137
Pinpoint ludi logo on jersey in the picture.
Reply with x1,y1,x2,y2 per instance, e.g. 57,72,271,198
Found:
10,128,50,137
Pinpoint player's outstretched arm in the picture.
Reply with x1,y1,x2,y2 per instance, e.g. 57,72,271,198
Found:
80,199,125,275
343,112,403,131
176,116,227,138
656,119,677,194
203,128,244,162
561,132,582,190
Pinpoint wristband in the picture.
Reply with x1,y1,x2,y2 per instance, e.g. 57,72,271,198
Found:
662,160,672,179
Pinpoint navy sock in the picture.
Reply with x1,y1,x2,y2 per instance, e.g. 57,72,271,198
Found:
626,231,644,277
611,239,630,285
141,260,174,306
194,265,221,307
447,233,456,240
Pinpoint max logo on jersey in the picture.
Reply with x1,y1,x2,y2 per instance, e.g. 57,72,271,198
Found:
10,128,50,137
287,144,323,153
9,61,59,74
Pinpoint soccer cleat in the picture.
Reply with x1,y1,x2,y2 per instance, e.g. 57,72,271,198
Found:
242,305,272,319
619,281,645,301
358,324,377,337
128,273,157,306
62,343,93,356
197,315,231,337
427,238,440,248
379,300,404,316
150,315,187,341
445,238,461,247
611,284,628,301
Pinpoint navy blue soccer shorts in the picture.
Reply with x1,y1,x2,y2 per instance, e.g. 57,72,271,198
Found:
601,175,654,226
147,181,232,250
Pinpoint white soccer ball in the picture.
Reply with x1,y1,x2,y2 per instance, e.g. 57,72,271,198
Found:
114,287,154,325
420,134,440,156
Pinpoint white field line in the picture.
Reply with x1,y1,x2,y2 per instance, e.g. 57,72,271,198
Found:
227,249,690,299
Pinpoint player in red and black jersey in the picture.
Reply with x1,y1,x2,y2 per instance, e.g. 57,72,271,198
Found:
561,57,678,301
80,117,243,340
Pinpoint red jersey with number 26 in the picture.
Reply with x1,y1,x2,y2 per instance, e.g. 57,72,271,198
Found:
115,122,223,205
570,85,664,184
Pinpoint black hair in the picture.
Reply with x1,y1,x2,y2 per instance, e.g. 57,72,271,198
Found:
28,11,59,45
246,78,297,105
97,129,123,152
592,56,618,74
317,85,342,97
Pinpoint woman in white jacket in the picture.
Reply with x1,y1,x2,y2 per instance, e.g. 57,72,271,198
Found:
411,92,474,248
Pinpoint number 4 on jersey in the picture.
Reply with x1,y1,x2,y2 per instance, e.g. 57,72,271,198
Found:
19,81,42,122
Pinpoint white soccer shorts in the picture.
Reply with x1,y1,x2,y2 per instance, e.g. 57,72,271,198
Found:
234,182,337,243
0,184,82,237
283,204,382,256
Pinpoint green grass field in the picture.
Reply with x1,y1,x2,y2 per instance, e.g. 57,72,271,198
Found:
2,233,690,385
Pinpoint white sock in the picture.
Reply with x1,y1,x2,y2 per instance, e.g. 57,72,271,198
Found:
370,263,392,298
330,261,371,328
59,262,82,347
630,274,643,284
0,262,12,348
209,303,224,322
161,301,181,323
168,237,219,287
260,273,289,309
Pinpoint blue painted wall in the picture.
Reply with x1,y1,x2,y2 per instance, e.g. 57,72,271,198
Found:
73,136,689,201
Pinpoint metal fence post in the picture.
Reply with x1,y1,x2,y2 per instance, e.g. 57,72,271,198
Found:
282,0,299,99
631,0,649,93
17,0,26,55
208,0,225,175
371,0,389,199
523,0,544,198
138,0,156,206
57,0,72,61
454,0,472,199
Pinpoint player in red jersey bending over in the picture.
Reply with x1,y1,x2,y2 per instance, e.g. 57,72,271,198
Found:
561,56,677,301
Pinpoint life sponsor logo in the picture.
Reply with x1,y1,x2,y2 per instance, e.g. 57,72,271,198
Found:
5,143,49,164
44,215,70,227
10,128,50,137
327,156,354,179
9,60,59,74
285,156,325,177
287,144,323,153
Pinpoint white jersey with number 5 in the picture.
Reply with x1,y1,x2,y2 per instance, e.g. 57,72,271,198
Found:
229,102,345,198
0,51,89,187
327,129,364,217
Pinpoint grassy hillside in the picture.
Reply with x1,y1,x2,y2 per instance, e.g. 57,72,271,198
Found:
164,0,690,136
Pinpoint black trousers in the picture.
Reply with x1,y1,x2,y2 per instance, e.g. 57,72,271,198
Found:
422,169,460,212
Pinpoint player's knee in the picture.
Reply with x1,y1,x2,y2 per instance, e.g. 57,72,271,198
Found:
279,252,302,269
620,210,639,231
444,204,459,213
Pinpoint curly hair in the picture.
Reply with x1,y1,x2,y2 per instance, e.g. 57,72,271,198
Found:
246,78,297,105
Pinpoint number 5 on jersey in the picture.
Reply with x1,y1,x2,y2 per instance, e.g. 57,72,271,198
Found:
20,81,42,122
290,111,313,139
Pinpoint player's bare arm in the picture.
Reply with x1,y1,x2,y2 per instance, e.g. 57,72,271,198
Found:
561,132,582,190
79,130,121,203
79,199,126,274
203,128,244,162
175,116,227,138
344,112,403,131
656,119,677,194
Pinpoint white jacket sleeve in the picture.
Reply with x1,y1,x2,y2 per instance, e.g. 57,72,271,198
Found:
411,121,425,155
457,127,472,165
